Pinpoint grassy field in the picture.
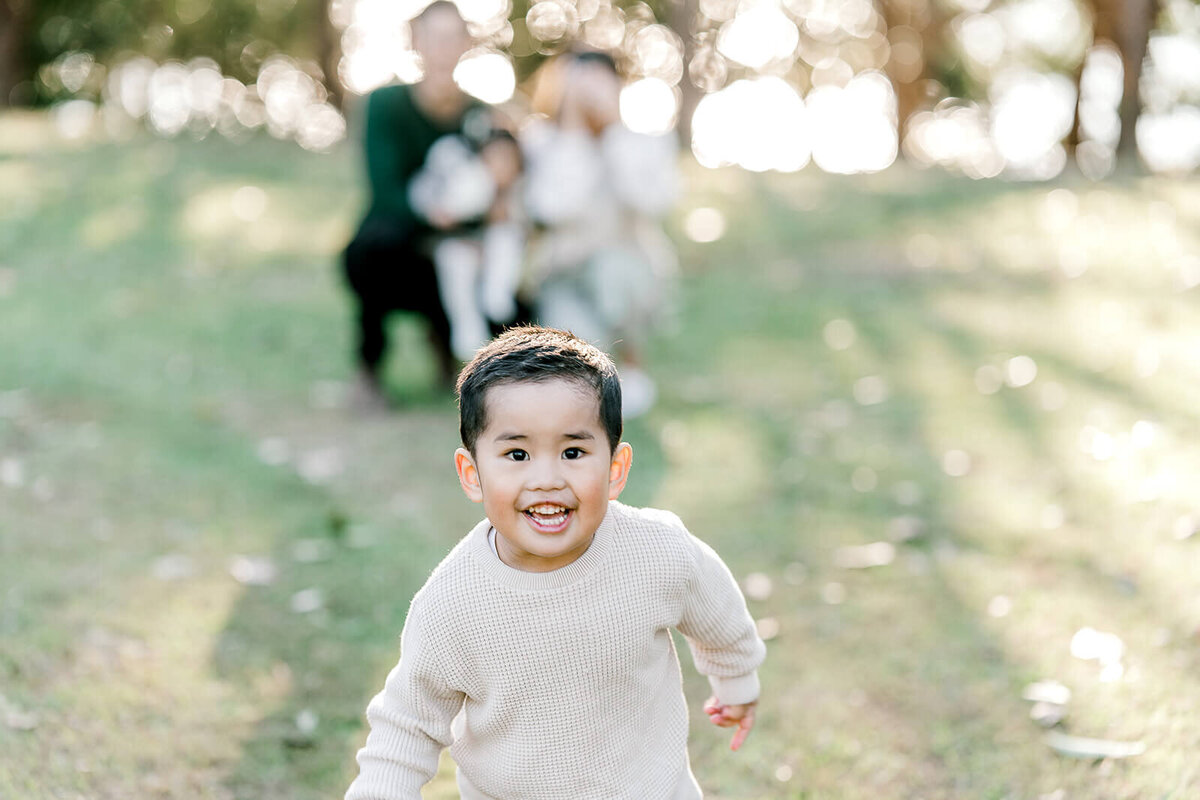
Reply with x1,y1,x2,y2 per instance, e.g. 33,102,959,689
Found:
2,110,1199,799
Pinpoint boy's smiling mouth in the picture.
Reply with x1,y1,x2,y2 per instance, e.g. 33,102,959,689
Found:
523,503,573,532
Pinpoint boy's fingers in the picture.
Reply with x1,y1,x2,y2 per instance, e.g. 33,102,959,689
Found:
729,707,756,751
729,723,750,751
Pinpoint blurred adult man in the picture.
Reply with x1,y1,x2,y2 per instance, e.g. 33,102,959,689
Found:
341,0,484,408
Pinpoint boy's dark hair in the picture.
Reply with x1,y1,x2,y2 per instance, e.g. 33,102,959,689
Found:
457,326,622,454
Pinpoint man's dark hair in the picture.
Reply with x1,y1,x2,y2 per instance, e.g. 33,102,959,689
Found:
457,326,622,454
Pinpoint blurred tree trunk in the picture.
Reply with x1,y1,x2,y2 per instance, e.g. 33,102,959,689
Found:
1066,57,1086,153
1083,0,1158,160
315,0,344,109
0,0,30,107
667,0,700,145
878,0,945,143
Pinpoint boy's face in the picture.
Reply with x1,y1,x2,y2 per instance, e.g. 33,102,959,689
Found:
455,378,632,573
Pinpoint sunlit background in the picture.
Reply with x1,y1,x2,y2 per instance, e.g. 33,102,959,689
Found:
6,2,1200,798
16,0,1200,176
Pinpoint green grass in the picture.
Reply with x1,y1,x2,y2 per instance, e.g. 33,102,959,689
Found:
2,109,1199,799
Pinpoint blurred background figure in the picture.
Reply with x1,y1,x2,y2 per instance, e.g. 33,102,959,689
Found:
340,0,493,410
523,51,681,419
409,124,526,363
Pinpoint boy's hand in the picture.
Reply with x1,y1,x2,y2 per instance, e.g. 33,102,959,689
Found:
703,696,757,751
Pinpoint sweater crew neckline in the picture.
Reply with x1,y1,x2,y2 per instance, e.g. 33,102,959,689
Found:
469,504,618,590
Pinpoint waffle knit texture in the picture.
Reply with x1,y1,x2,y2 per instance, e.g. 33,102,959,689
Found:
345,501,766,800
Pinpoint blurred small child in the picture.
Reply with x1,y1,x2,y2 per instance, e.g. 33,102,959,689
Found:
409,124,526,362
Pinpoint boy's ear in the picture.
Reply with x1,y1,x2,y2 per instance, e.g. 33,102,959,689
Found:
455,447,484,503
608,442,633,500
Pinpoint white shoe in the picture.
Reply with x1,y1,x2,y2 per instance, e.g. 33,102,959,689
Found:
620,368,656,419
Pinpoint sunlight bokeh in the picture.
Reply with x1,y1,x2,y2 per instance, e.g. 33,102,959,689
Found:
87,54,346,151
453,49,517,103
619,78,678,134
29,0,1200,175
691,77,810,172
806,71,897,174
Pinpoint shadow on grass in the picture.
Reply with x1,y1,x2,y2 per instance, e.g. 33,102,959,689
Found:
9,122,1195,798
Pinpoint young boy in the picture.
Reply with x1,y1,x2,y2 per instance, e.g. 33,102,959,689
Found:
345,326,766,800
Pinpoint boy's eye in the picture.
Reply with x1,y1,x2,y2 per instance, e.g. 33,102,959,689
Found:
562,447,585,460
506,449,529,462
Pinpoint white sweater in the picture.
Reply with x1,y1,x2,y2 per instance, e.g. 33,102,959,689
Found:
345,501,766,800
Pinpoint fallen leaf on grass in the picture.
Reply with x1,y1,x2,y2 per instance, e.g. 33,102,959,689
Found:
256,437,291,466
290,588,325,614
283,709,320,748
1,694,38,731
309,380,349,410
834,542,895,569
0,267,16,297
296,708,319,734
297,448,345,485
783,562,807,585
1,457,25,487
742,572,773,601
755,617,780,641
292,538,335,563
1030,701,1067,728
987,594,1012,618
1174,514,1198,541
230,555,278,586
1070,627,1125,681
151,553,196,582
1023,680,1070,728
821,582,846,604
1022,680,1071,705
1044,730,1145,759
886,516,924,542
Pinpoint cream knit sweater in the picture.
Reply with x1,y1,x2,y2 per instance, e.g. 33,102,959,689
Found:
345,501,766,800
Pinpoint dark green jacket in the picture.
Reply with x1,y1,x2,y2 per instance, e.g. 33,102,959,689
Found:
359,83,483,240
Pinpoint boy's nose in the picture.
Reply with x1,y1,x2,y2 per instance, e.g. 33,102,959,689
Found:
525,458,566,490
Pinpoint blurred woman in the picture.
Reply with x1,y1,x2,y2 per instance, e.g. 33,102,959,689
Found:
522,51,680,418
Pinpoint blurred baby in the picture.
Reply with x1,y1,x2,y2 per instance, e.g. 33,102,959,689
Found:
409,120,526,362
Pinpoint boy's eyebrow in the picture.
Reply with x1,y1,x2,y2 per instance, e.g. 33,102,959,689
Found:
492,431,596,442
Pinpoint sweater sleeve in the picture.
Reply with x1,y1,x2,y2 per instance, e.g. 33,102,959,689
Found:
675,530,767,707
345,606,465,800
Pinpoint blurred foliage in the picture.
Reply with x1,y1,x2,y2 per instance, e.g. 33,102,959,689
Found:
16,0,330,104
10,0,687,105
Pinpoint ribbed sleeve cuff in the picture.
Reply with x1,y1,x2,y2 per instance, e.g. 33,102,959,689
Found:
706,671,760,706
